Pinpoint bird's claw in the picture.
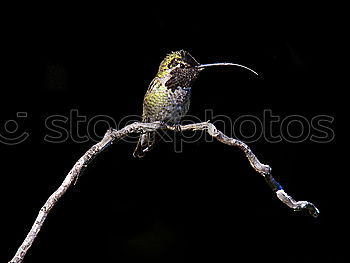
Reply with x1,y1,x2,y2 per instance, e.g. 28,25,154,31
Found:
173,124,182,132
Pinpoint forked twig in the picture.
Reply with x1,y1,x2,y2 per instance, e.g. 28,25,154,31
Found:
8,121,319,263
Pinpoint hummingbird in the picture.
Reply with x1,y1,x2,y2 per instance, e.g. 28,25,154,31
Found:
133,50,258,158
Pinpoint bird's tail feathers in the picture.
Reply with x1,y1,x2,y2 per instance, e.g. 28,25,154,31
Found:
133,132,158,158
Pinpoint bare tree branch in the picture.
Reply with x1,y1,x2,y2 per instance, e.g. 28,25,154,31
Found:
8,121,319,263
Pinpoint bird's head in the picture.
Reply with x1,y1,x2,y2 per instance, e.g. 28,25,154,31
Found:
157,50,201,78
156,50,258,91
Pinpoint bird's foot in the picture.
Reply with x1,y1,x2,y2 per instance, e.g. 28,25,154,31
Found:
159,121,167,128
173,123,182,132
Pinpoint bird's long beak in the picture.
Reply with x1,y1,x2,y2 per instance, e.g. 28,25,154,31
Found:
196,62,259,76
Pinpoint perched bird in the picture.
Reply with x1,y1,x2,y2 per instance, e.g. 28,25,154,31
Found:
133,50,258,158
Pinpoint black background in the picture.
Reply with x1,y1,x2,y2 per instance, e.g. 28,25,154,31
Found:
1,3,346,263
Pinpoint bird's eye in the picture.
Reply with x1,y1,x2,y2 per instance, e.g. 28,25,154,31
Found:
180,63,186,68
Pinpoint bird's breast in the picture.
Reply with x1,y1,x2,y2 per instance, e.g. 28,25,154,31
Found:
143,82,191,123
